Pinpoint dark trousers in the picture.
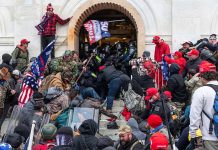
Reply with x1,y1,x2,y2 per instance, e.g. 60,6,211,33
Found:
41,35,55,58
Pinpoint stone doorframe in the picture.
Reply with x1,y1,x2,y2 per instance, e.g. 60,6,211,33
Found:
67,0,146,55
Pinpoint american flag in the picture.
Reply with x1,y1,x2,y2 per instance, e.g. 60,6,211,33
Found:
18,73,39,107
18,40,55,107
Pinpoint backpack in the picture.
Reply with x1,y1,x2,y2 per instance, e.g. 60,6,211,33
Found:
38,74,55,94
202,84,218,138
55,108,70,128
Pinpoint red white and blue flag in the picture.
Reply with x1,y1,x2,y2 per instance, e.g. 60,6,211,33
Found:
18,40,55,107
84,20,110,45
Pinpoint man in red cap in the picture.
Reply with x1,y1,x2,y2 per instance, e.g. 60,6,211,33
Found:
152,36,171,89
143,88,171,123
164,51,186,74
36,3,72,58
189,61,218,149
150,132,169,150
11,39,30,71
182,49,202,77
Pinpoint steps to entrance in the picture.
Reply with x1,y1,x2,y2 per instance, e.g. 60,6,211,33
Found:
99,100,126,141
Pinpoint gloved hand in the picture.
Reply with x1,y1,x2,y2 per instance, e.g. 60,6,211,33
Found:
190,138,197,149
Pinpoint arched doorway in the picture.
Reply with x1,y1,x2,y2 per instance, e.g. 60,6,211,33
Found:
67,2,146,56
78,9,137,59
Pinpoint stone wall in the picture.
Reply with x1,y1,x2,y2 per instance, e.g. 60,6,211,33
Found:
0,0,217,62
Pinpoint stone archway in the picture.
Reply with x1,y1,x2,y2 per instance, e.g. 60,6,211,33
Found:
67,1,146,56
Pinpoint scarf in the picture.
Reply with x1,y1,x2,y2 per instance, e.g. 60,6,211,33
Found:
35,14,51,34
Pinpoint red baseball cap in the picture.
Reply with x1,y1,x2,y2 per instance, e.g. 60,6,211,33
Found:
47,3,54,11
152,36,160,43
20,39,30,45
187,49,199,56
199,61,216,73
147,114,163,128
150,132,169,150
174,51,182,58
98,65,105,71
145,88,158,101
163,91,172,99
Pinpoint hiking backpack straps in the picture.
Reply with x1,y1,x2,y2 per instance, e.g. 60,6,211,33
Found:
202,84,218,137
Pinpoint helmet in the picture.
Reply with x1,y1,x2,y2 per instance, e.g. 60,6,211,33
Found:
41,123,57,140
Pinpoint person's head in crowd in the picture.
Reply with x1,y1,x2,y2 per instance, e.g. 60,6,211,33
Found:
145,88,159,103
14,123,30,142
20,39,30,50
181,41,193,50
78,119,98,136
209,34,217,45
150,132,169,150
0,143,12,150
187,49,199,60
199,61,217,85
46,3,54,15
61,71,73,84
169,63,180,75
56,127,73,146
97,136,114,150
2,53,12,65
32,91,45,111
118,125,133,144
147,114,163,130
142,50,151,59
152,36,161,45
12,70,21,80
5,133,24,149
187,69,198,79
41,123,57,141
163,91,172,101
173,51,182,60
63,50,74,61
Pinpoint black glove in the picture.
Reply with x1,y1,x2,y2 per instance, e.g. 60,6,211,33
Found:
190,138,197,149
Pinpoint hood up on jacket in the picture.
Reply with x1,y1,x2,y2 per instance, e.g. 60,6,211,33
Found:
169,63,180,75
127,118,147,140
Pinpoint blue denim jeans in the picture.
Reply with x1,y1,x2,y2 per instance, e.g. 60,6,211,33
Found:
81,87,100,99
106,78,122,110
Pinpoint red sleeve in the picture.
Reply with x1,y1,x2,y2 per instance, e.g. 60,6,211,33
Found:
56,14,70,25
164,56,175,64
164,43,170,55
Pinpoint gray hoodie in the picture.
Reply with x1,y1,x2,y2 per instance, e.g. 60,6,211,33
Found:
127,118,147,140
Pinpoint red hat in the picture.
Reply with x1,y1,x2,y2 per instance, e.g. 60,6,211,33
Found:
20,39,30,45
147,114,162,128
187,49,199,56
150,132,169,150
152,36,160,43
47,3,54,11
163,91,172,99
199,61,216,73
174,51,182,58
145,88,158,101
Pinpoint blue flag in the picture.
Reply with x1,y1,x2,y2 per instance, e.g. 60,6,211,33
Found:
31,40,55,78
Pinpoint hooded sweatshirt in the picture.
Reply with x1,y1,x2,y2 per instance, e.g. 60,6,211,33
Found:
73,119,98,150
166,63,187,103
127,118,146,141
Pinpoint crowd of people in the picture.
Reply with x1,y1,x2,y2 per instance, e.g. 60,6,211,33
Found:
0,2,217,150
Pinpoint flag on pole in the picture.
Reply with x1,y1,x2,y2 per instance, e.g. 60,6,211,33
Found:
18,40,55,107
31,39,56,78
84,20,111,45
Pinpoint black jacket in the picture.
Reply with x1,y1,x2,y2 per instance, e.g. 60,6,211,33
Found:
132,68,155,96
166,63,187,103
117,134,144,150
182,57,202,77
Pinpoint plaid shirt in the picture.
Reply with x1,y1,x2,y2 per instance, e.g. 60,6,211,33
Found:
41,13,70,36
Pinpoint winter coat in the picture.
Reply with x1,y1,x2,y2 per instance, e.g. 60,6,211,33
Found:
131,68,154,96
11,45,29,71
166,63,187,103
73,119,98,150
154,42,170,62
48,73,68,90
45,89,69,114
164,56,186,74
182,57,202,77
127,118,147,141
116,134,144,150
